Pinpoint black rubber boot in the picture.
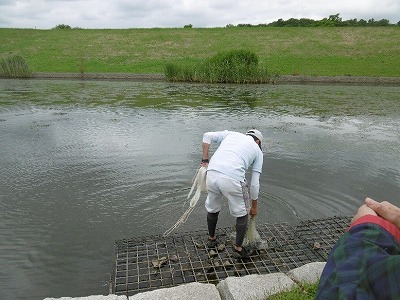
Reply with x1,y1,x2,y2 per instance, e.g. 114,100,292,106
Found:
235,214,249,247
206,212,219,247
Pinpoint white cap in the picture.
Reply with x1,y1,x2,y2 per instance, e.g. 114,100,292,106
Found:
246,129,263,143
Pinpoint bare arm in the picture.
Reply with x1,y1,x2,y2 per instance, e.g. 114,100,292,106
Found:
201,142,210,166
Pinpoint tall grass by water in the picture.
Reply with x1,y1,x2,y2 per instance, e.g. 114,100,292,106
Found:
0,27,399,76
0,54,32,78
165,50,273,83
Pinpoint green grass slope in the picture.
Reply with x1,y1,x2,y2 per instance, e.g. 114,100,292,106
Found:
1,27,399,76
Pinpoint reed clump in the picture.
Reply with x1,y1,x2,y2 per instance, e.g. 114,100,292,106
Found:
165,50,274,84
0,54,32,78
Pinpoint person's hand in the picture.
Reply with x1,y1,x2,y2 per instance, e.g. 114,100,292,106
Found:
365,197,400,228
351,203,377,224
249,199,258,218
249,206,257,218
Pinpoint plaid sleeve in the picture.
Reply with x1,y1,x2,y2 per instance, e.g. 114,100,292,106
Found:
316,218,400,299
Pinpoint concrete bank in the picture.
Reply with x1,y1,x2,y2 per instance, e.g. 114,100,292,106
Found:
31,72,400,85
44,262,325,300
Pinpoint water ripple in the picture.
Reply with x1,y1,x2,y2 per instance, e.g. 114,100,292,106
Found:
1,79,400,299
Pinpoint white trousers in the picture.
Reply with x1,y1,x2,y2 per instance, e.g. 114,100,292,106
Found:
205,170,250,217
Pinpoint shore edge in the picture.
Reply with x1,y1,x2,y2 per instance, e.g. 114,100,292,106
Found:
29,72,400,85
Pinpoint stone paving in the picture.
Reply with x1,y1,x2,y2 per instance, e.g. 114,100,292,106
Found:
44,261,326,300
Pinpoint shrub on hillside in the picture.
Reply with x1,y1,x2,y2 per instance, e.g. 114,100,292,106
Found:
52,24,72,29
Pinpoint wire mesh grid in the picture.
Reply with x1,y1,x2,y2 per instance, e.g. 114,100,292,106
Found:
111,216,351,296
294,216,352,261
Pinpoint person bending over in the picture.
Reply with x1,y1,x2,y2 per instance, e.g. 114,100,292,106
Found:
200,129,264,258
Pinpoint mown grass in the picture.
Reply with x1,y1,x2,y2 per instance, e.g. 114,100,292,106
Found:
0,27,399,76
266,281,319,300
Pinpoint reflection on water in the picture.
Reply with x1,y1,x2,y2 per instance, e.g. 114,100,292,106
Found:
0,79,400,299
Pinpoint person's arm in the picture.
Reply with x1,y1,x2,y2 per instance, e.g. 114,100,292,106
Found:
201,132,214,166
201,131,228,166
201,142,210,166
249,171,260,217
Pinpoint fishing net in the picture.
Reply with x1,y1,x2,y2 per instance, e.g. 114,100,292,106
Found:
163,166,207,237
187,166,207,207
242,217,268,250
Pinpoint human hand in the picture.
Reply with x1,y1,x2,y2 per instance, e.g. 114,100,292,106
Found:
351,203,377,225
365,197,400,228
249,202,257,218
249,207,257,218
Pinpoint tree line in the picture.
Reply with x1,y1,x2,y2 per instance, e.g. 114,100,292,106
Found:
53,13,399,30
231,14,399,27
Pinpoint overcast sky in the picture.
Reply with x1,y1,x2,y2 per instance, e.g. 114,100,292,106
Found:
1,0,399,29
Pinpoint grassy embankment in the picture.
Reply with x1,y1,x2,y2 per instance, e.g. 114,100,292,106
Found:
1,27,399,77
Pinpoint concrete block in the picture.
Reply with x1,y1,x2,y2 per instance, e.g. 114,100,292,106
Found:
217,273,295,300
44,295,127,300
128,282,221,300
286,262,326,284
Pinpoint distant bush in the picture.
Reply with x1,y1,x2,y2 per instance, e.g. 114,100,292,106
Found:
0,54,32,78
52,24,72,29
165,50,274,84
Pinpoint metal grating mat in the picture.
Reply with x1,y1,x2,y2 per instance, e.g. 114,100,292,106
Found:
111,216,351,296
295,216,352,261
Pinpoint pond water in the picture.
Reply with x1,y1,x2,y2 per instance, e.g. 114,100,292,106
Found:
1,79,400,299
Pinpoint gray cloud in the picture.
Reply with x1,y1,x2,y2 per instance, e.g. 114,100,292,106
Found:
0,0,398,29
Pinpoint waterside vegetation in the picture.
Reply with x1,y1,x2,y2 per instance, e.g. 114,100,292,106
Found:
165,50,274,83
0,54,32,78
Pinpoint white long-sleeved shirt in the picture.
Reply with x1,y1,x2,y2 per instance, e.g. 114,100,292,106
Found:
203,130,263,199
